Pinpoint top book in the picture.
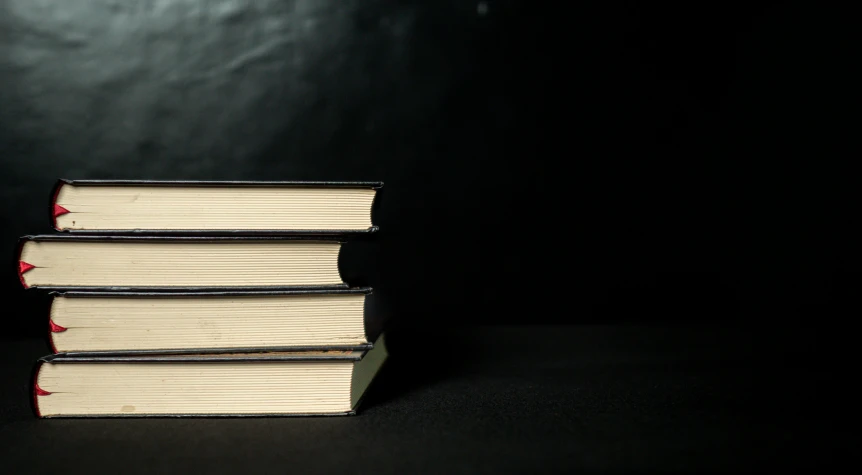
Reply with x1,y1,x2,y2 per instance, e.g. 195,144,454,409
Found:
50,180,382,234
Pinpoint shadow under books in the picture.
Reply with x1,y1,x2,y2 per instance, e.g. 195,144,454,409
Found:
361,320,479,408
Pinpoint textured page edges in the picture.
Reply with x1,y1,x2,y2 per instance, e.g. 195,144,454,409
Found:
51,180,382,233
32,347,387,417
18,238,344,289
47,288,375,355
48,292,369,353
35,360,356,416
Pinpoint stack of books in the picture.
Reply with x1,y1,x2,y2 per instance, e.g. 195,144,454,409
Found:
18,179,387,417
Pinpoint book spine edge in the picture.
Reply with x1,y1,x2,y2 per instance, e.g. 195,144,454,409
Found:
50,179,67,231
32,361,44,418
48,296,59,353
16,238,30,289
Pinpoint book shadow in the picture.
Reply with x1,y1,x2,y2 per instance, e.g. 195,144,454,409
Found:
360,321,478,408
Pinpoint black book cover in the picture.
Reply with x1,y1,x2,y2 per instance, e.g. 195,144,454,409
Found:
39,347,368,363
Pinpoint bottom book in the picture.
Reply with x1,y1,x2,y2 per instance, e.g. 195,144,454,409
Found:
33,334,388,418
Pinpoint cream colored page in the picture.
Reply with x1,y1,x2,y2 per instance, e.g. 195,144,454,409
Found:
37,362,353,415
20,240,342,287
51,294,366,352
55,185,376,230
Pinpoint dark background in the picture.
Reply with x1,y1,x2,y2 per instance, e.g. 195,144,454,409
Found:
0,1,856,472
0,1,855,335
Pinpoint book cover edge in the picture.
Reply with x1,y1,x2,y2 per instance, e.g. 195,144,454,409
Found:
48,286,372,297
39,349,368,363
59,179,383,188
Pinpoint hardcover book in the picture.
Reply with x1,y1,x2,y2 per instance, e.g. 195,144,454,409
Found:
50,179,382,234
46,288,385,354
18,235,362,290
33,334,388,417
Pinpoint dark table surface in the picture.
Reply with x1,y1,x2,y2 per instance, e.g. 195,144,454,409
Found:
0,324,848,473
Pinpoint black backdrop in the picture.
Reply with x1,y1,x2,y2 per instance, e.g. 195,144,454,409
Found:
0,1,854,341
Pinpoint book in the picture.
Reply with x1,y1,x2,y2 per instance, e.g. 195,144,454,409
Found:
17,235,358,290
33,334,388,417
47,288,385,354
51,179,382,233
